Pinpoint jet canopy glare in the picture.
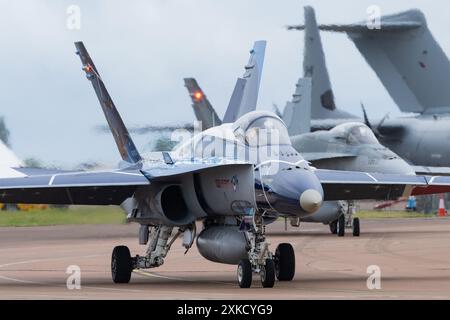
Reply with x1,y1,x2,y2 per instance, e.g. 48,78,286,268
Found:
330,123,379,145
233,114,291,147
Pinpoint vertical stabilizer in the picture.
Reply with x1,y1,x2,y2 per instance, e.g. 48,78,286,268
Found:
345,9,450,113
184,78,221,130
283,77,312,136
75,42,142,164
303,6,356,119
223,41,266,122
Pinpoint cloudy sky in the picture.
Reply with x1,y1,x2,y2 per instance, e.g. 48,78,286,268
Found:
1,0,449,167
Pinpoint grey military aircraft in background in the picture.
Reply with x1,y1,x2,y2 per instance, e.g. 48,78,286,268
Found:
288,7,450,174
186,75,416,236
184,37,415,237
1,41,449,289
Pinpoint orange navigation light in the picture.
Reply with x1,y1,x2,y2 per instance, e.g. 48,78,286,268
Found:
194,91,203,101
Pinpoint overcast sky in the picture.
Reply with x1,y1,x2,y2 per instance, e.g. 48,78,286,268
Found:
1,0,449,167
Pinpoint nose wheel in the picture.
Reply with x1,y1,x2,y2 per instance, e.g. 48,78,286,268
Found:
329,220,338,234
236,212,296,288
237,259,253,288
260,259,275,288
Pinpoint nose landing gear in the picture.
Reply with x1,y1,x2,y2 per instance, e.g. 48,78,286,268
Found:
237,213,295,288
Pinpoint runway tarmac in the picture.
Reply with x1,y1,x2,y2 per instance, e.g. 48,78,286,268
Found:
1,218,450,299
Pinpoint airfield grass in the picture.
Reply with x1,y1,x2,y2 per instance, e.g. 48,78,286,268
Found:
0,206,126,227
355,210,436,219
0,206,441,227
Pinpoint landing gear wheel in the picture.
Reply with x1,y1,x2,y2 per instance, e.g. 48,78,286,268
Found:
329,220,337,234
260,259,275,288
237,259,252,288
337,215,345,237
111,245,132,283
352,217,360,237
274,243,295,281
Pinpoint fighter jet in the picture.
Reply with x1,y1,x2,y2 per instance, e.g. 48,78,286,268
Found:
184,39,414,237
1,41,449,289
287,7,450,173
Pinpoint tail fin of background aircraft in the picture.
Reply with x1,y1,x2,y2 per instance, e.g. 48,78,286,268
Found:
345,10,450,114
184,78,221,130
283,78,312,136
302,6,356,120
307,9,450,114
222,40,266,123
74,42,142,164
223,78,247,123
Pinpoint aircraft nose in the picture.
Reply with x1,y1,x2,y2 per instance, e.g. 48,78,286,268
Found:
264,166,324,216
299,189,323,213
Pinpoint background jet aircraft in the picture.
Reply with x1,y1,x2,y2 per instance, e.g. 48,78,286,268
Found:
185,50,414,237
1,41,449,289
287,7,450,174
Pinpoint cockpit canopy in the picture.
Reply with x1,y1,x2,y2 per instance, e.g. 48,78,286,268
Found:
232,111,291,147
330,122,379,145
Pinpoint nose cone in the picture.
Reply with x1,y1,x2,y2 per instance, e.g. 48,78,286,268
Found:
264,167,324,217
300,189,323,213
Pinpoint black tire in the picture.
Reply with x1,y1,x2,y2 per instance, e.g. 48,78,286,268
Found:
337,214,345,237
111,246,132,283
329,220,338,234
260,259,275,288
353,217,360,237
275,243,295,281
237,259,252,288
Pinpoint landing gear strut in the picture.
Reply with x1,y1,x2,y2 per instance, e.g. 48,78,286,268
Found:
110,223,196,283
237,212,295,288
345,201,360,236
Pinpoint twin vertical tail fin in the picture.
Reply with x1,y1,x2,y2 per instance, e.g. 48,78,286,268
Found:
283,77,312,136
185,40,266,126
223,40,266,123
74,42,142,165
184,78,221,130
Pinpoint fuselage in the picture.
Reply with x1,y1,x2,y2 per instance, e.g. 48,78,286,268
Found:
311,114,450,168
291,123,415,175
380,115,450,167
173,111,325,218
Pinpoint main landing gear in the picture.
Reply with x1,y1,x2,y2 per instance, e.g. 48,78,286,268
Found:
237,213,295,288
111,224,195,284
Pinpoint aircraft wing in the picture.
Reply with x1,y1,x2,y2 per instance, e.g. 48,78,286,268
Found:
413,166,450,176
0,162,250,205
302,152,357,162
287,22,421,33
315,169,450,201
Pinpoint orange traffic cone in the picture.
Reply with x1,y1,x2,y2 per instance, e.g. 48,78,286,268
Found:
438,195,447,217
